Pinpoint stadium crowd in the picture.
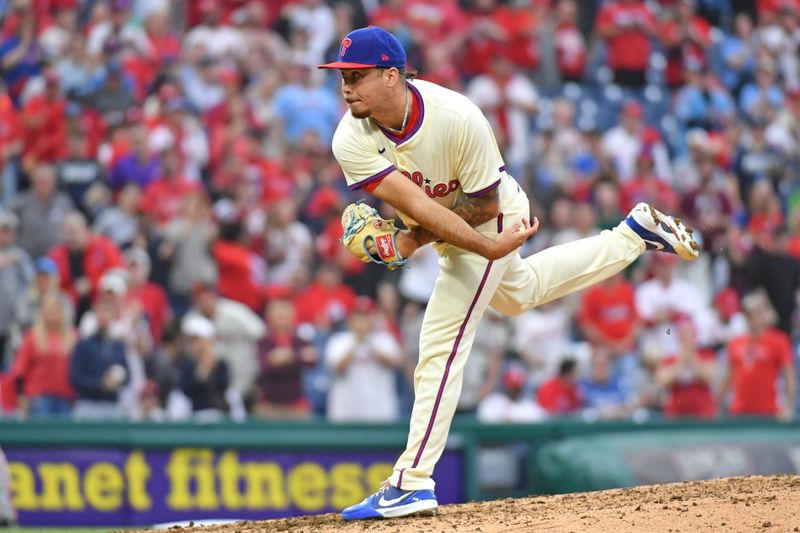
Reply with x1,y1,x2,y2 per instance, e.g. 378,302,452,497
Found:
0,0,797,423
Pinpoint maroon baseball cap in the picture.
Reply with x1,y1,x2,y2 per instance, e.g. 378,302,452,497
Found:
319,27,406,70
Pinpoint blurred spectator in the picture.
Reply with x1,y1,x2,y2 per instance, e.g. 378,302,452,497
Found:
465,50,538,176
183,281,266,403
744,218,800,335
282,0,336,63
512,299,578,386
579,346,629,420
125,247,170,345
92,183,141,248
477,366,547,423
50,211,125,319
253,298,318,418
212,220,268,312
14,256,72,338
765,88,800,160
69,299,128,420
11,291,76,418
457,311,506,414
720,13,757,95
602,101,672,183
9,163,74,260
108,123,160,191
619,149,680,213
294,263,357,331
55,128,104,216
659,0,711,89
635,253,704,359
83,60,136,120
554,0,587,83
142,322,181,411
720,290,796,419
578,272,639,360
656,317,716,418
673,64,736,135
0,3,40,104
680,155,733,254
21,69,67,171
87,0,150,57
271,58,341,149
733,115,783,206
183,0,243,60
537,358,582,415
263,200,314,286
160,190,217,313
0,210,33,367
140,150,201,229
325,297,402,422
739,60,784,117
179,314,229,420
595,0,657,89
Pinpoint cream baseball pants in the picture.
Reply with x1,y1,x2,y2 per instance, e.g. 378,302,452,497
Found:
389,220,645,491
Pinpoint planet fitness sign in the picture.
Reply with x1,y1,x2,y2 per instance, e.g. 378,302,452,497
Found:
5,448,464,526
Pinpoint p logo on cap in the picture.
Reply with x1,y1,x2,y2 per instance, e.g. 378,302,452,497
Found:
340,38,352,57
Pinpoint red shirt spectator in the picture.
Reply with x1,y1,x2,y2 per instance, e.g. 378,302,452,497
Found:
140,151,201,227
579,274,638,352
726,328,793,416
660,350,716,418
12,329,75,402
212,223,268,313
657,318,716,418
49,213,125,305
555,0,586,81
21,72,68,168
596,0,656,73
10,292,77,413
293,264,357,328
537,359,582,414
660,5,711,87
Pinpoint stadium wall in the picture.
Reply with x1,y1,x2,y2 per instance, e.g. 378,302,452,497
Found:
0,419,798,526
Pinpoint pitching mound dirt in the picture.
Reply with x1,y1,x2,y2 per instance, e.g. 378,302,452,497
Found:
162,475,800,533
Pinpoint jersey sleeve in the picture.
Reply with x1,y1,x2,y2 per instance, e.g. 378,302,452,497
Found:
332,120,396,192
455,107,505,198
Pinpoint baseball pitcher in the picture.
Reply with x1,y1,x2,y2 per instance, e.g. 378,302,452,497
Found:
320,26,699,520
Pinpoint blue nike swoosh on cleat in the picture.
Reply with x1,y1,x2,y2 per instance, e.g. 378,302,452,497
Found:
625,216,676,254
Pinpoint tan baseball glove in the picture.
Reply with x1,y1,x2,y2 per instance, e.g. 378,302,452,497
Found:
340,201,408,270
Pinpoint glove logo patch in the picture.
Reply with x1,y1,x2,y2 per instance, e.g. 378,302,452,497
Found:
375,234,396,260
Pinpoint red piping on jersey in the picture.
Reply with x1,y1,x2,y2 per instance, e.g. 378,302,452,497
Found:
378,83,424,146
349,165,396,191
466,178,501,198
410,259,494,471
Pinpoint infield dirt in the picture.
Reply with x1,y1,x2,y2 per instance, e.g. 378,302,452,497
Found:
145,475,800,533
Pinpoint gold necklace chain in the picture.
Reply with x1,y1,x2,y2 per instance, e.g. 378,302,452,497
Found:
377,88,409,134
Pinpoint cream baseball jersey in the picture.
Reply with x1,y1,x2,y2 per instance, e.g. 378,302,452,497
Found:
332,79,527,237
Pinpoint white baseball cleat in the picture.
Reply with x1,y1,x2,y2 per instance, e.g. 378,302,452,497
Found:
624,203,700,261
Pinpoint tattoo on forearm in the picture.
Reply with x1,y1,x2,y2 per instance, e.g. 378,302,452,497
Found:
412,189,499,246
